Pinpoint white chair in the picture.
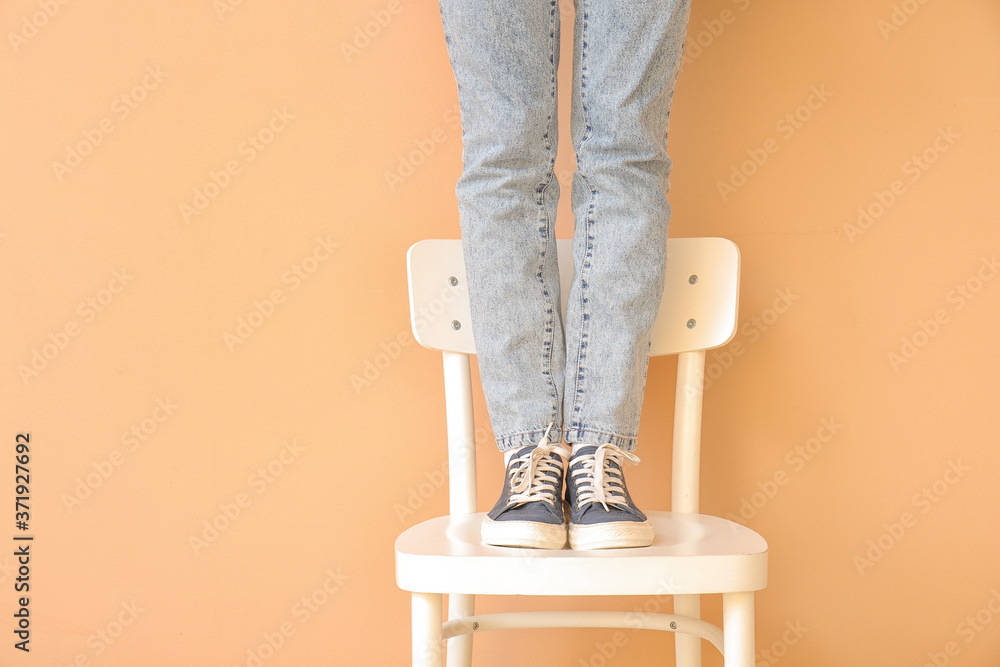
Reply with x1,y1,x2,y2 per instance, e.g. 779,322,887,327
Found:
396,237,767,667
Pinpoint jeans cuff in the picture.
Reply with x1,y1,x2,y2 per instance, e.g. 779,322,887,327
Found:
563,427,639,452
495,426,563,452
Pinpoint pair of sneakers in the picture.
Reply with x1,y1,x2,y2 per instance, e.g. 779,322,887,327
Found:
481,425,654,550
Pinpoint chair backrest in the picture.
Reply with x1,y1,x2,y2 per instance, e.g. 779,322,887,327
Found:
407,238,739,356
406,238,741,516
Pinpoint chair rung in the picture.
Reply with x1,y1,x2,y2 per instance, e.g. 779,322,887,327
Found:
441,610,724,654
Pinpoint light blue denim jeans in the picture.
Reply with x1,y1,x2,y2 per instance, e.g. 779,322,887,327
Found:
440,0,690,452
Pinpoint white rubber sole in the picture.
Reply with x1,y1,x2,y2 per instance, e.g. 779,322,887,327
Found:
481,517,567,550
568,520,654,550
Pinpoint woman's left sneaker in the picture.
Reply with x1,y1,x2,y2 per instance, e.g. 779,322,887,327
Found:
566,443,654,549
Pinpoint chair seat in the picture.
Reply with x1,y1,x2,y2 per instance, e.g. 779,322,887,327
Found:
396,511,767,597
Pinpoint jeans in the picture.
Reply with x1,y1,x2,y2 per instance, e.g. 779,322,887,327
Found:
439,0,691,452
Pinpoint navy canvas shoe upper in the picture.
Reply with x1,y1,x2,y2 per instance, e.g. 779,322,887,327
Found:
566,444,648,526
486,441,569,526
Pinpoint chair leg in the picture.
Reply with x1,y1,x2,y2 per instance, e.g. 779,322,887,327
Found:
673,594,702,667
446,593,474,667
412,592,443,667
722,592,755,667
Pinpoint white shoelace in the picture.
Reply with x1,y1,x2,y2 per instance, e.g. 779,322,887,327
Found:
570,443,641,511
505,423,570,509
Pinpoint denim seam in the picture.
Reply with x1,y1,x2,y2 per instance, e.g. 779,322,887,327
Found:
495,426,564,452
570,0,596,426
566,425,638,437
564,427,640,452
497,428,554,440
536,0,561,423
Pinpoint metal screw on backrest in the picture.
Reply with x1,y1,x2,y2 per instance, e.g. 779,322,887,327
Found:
452,320,462,330
688,275,698,285
670,621,677,630
687,319,696,329
472,622,480,630
449,276,458,286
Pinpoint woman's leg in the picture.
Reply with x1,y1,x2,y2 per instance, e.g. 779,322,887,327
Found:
563,0,691,549
439,0,571,548
439,0,565,453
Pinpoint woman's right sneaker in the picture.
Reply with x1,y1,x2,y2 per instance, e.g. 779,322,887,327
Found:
481,426,570,550
566,443,654,549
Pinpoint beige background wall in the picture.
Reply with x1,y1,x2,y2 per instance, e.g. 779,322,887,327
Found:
3,1,999,665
